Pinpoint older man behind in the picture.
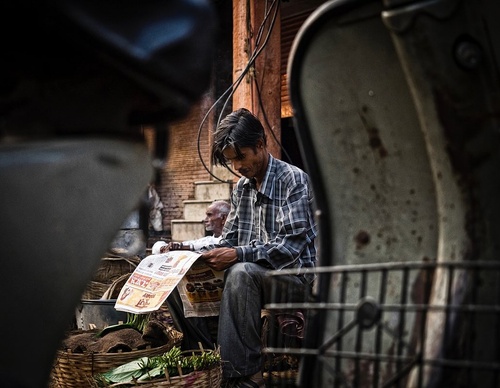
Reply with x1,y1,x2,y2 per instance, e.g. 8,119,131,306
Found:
152,200,230,254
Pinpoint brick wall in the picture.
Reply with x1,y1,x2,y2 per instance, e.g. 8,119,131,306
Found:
155,92,216,236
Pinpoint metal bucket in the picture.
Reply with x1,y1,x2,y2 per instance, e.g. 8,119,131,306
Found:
75,299,127,330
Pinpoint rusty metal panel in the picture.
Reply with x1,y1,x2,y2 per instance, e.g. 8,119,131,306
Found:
284,0,500,387
384,0,500,386
288,0,438,385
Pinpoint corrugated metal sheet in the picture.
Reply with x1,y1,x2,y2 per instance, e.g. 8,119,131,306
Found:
281,10,314,117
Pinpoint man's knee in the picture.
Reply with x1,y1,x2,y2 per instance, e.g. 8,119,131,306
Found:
225,262,266,287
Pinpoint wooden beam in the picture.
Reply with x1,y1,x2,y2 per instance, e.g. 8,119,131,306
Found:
232,0,281,158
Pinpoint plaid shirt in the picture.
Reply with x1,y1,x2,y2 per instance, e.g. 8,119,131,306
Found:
219,154,317,275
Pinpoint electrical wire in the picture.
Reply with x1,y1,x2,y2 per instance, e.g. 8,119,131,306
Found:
196,0,279,178
196,0,290,183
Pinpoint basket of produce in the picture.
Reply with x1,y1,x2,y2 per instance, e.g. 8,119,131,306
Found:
94,346,222,388
51,315,183,388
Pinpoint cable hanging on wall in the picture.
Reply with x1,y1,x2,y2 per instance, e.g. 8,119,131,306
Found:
196,0,291,182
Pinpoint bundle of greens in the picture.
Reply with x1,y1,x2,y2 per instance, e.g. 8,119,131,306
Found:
97,313,151,337
95,346,221,386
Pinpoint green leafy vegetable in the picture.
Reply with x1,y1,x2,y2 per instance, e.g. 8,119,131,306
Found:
95,346,221,386
97,313,150,337
98,357,149,383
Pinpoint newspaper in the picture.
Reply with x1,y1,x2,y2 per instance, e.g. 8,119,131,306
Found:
114,250,223,317
178,259,224,318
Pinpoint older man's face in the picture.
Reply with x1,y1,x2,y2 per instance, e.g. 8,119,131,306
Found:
204,204,225,236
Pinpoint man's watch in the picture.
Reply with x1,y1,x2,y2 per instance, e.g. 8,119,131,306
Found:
180,243,193,251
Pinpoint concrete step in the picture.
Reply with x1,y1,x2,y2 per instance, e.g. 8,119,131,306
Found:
183,200,212,220
194,180,232,201
171,220,205,242
172,169,234,241
212,165,236,181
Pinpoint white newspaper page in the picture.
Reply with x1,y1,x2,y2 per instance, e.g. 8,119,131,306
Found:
177,259,225,317
115,251,201,314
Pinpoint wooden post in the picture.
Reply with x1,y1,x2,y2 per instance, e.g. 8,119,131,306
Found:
232,0,281,159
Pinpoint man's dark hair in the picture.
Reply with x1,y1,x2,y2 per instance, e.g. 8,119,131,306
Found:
212,108,267,168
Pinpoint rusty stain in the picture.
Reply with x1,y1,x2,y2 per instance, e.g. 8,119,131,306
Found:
369,134,382,148
382,342,396,383
368,126,389,158
406,258,435,383
357,359,374,387
359,108,388,158
355,230,371,249
411,257,434,304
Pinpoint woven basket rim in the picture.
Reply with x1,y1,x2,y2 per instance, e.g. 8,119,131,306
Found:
56,329,183,359
104,363,222,387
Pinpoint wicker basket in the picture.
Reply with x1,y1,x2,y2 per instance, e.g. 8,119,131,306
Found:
51,329,183,388
100,349,222,388
126,364,222,387
82,281,117,300
82,256,140,300
92,256,141,284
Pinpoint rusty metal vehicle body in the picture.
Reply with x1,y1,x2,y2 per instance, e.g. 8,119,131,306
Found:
264,0,500,387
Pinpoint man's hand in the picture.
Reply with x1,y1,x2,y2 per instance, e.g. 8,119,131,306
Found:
166,242,182,251
163,242,190,251
200,247,238,271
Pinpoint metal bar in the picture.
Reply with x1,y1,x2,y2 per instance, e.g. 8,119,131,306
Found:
319,317,359,353
265,348,500,371
416,266,434,388
373,269,387,388
381,356,420,388
395,267,409,387
441,265,455,383
334,271,348,386
495,269,500,386
265,302,500,313
353,270,367,387
464,266,476,386
267,261,500,278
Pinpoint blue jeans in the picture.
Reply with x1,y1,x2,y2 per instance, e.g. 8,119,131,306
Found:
219,262,309,378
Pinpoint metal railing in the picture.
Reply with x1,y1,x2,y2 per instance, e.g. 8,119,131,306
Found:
263,261,500,387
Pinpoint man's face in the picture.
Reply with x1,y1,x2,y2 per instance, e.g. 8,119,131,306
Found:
222,142,267,182
204,204,226,236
